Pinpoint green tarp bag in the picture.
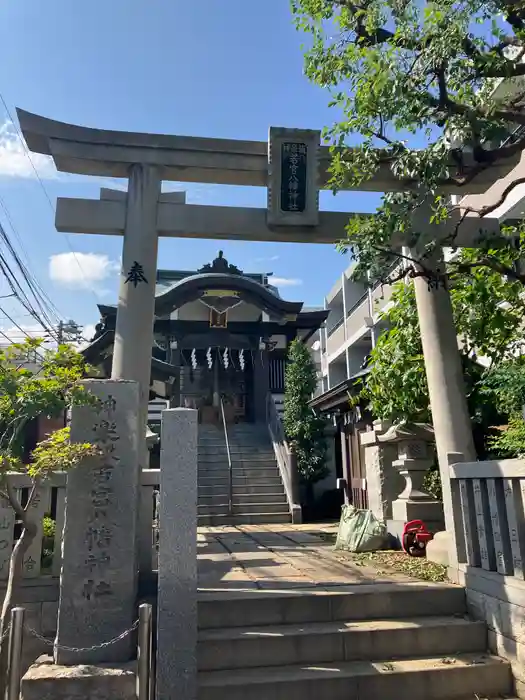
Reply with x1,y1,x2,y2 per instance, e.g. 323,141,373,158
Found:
334,504,387,553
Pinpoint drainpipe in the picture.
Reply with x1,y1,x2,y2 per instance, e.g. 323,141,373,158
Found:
341,273,350,378
367,272,377,349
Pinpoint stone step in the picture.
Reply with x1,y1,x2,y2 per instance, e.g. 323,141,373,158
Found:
198,459,278,468
198,506,229,516
199,433,270,440
199,493,287,506
199,483,286,496
198,451,276,460
197,512,291,527
198,654,511,700
199,476,283,486
198,469,280,479
198,456,276,464
197,584,467,630
198,433,269,440
198,433,269,439
200,428,270,434
198,616,486,671
198,502,290,516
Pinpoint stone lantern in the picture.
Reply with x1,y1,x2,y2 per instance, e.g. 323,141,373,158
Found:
378,423,444,542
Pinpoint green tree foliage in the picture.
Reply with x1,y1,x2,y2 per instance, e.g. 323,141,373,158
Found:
292,0,525,285
0,339,99,692
360,256,525,455
284,339,328,485
482,357,525,454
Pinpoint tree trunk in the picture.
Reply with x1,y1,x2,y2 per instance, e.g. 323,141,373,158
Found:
0,520,37,699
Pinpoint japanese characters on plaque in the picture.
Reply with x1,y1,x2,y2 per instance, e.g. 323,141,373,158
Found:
280,142,307,213
267,127,320,227
82,394,119,602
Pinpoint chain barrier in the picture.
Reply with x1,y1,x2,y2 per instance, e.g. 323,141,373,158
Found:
24,618,139,653
1,623,11,641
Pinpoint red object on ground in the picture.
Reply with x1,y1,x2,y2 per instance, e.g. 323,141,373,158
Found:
402,520,434,557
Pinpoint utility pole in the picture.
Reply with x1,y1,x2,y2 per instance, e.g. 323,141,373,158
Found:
56,320,83,346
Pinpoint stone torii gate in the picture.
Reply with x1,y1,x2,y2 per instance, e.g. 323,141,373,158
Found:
16,109,520,697
17,109,517,534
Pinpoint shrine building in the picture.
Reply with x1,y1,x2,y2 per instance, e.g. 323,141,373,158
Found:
82,251,328,425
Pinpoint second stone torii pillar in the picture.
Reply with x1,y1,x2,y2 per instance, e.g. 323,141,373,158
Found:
111,164,161,466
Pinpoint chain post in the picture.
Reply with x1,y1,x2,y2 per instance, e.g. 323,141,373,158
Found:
6,607,25,700
137,604,153,700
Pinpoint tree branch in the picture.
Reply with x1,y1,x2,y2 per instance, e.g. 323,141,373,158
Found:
24,481,38,513
3,477,27,521
436,65,449,107
452,175,525,219
448,258,525,284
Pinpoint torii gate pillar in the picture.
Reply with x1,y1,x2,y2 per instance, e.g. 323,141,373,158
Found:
413,254,477,565
111,164,161,465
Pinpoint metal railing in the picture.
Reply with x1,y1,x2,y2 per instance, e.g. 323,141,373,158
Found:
345,291,369,318
219,397,233,516
326,315,345,337
266,393,302,523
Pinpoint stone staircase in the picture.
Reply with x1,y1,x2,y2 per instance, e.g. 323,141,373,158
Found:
198,424,291,526
197,583,514,700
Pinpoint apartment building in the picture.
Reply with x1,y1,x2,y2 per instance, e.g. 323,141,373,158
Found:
313,262,397,398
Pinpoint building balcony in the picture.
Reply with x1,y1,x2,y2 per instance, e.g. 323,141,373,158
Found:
324,277,396,359
326,320,346,356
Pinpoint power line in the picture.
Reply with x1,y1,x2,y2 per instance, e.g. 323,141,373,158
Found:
0,194,63,322
0,306,47,360
0,221,60,340
0,93,99,305
0,227,59,331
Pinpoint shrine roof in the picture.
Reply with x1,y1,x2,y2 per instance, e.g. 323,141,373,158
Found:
100,252,304,319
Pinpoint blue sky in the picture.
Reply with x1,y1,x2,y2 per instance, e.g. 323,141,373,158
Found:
0,0,382,341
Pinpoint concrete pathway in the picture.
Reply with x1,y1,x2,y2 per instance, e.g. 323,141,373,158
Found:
197,523,414,592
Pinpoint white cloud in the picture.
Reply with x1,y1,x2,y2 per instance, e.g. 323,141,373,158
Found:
0,323,49,343
49,252,119,295
0,121,58,179
254,255,280,263
82,323,97,342
270,277,303,287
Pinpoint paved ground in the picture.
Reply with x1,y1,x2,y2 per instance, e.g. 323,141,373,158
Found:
197,523,415,592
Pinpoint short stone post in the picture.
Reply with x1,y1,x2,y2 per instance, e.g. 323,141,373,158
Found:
360,420,402,522
54,379,140,665
156,408,198,700
378,423,444,542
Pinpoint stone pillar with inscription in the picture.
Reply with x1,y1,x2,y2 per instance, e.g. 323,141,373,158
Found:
0,494,15,580
54,379,140,665
156,408,198,700
111,164,161,468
